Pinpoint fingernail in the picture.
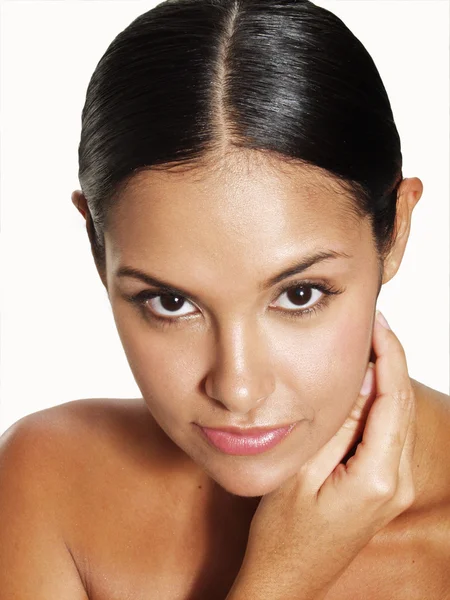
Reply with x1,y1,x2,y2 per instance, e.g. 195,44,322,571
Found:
360,364,374,396
376,310,391,330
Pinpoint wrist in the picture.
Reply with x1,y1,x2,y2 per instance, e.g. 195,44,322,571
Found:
225,570,332,600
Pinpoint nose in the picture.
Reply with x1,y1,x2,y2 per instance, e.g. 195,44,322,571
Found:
204,320,276,414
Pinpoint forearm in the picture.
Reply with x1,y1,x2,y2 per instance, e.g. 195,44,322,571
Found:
226,589,329,600
225,570,333,600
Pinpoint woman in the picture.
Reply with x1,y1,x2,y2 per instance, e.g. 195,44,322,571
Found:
0,0,449,598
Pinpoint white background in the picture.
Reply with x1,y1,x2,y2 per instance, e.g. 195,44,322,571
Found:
0,0,449,435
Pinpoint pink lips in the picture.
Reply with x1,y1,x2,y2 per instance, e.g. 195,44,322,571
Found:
198,423,297,455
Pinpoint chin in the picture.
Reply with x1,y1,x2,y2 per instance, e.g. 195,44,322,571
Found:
205,463,295,498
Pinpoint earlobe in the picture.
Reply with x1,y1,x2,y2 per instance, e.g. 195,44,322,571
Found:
382,256,400,285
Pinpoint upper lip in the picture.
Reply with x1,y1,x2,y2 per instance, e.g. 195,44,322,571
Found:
199,424,295,435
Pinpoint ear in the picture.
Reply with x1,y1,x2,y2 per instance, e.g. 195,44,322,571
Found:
71,190,108,289
71,189,98,249
382,177,423,284
71,189,87,218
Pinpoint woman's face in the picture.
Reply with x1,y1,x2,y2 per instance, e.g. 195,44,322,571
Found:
103,155,381,497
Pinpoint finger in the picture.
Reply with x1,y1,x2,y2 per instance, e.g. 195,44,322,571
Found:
299,362,376,493
396,385,417,506
401,389,416,469
349,312,414,484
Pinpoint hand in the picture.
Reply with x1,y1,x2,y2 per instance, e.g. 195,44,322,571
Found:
226,311,417,600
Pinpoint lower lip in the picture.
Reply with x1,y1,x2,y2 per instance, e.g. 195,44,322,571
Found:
198,423,297,456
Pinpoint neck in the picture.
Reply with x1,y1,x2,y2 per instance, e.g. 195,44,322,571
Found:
398,379,447,514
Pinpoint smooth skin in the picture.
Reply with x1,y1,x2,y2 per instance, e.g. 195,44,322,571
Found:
0,154,449,599
227,313,417,599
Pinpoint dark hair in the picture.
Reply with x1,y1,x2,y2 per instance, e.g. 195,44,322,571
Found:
78,0,403,271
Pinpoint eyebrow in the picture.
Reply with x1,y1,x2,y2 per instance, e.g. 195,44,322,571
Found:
116,250,352,303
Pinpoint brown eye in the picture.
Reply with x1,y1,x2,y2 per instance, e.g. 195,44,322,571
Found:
160,295,185,312
287,286,313,306
273,285,323,311
146,294,197,318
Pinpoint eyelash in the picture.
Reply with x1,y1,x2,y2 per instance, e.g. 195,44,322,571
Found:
126,279,344,329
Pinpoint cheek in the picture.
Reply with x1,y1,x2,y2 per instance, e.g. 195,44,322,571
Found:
112,315,200,419
275,310,373,439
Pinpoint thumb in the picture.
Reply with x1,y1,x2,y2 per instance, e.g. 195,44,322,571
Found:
299,363,376,493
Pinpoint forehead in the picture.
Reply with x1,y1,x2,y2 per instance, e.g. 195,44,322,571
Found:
105,154,368,266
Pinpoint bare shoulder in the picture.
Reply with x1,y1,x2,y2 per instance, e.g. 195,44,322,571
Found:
0,399,177,597
411,377,450,406
0,397,164,498
1,398,148,467
0,398,186,598
0,399,153,599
